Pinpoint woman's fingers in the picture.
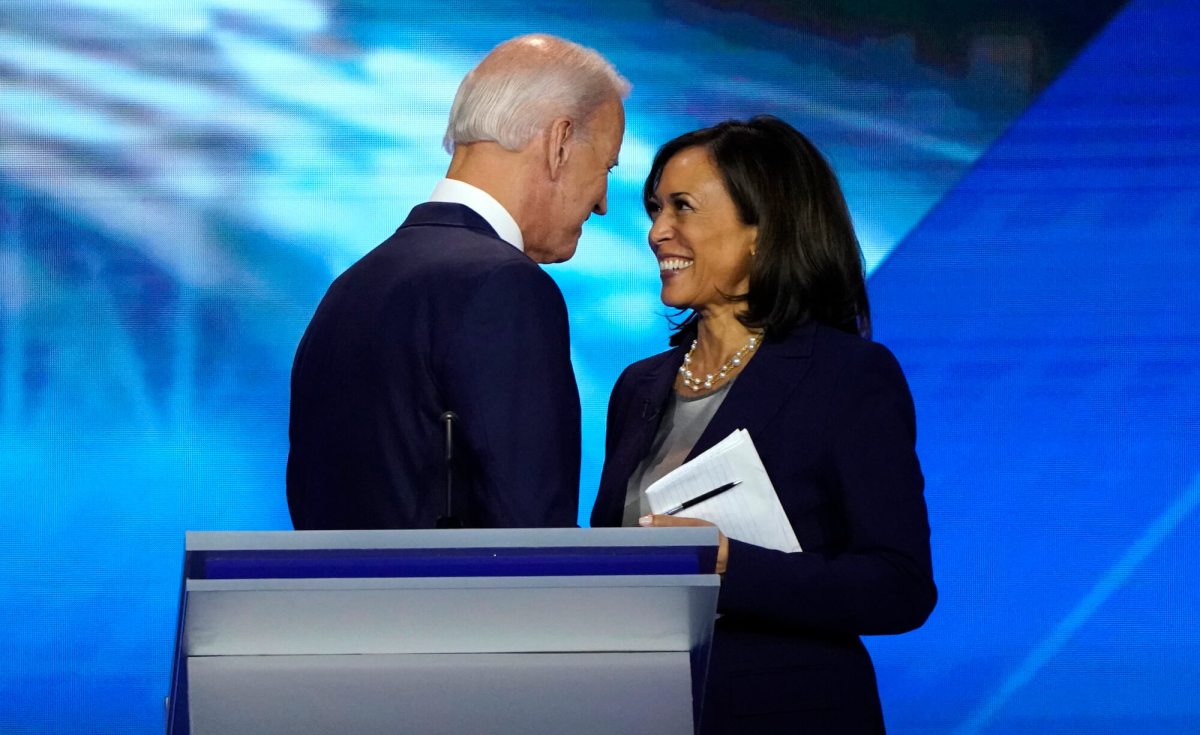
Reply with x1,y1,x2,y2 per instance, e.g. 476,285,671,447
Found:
638,513,714,528
637,515,728,573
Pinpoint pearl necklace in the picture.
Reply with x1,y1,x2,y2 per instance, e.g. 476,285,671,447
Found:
679,332,761,392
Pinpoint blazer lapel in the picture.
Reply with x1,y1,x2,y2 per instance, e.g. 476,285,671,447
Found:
627,347,686,458
685,321,817,461
593,346,684,525
595,322,816,526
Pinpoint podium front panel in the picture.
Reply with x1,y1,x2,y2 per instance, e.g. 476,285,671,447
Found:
185,574,718,656
188,652,693,735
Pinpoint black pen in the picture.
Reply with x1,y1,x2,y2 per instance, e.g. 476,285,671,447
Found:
664,481,741,515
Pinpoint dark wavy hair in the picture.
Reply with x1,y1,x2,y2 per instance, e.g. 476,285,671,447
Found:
643,115,871,345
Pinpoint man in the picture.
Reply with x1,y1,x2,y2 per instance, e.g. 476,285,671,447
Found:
287,35,628,529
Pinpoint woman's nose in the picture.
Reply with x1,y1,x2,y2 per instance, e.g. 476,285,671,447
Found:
648,214,672,246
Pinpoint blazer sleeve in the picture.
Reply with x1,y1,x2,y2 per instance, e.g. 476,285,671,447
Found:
438,260,581,527
717,343,937,635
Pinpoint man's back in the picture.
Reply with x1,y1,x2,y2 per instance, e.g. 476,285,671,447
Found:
286,202,580,529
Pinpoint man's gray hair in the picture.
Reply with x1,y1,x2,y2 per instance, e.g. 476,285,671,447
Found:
443,34,630,154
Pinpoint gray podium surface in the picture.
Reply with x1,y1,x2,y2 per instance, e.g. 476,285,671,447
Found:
189,652,693,735
169,527,720,735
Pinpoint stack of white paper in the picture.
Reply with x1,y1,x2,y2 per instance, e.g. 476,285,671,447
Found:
645,429,802,553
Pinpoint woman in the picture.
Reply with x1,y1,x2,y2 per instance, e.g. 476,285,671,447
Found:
592,116,936,734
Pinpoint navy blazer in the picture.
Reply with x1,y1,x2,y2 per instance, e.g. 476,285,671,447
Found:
592,321,936,733
287,202,580,529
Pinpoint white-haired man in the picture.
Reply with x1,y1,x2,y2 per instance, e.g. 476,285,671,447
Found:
287,35,628,530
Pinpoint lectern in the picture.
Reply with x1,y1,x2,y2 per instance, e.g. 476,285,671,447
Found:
166,527,720,735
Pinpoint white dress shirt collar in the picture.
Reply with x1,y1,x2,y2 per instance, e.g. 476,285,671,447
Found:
428,178,524,252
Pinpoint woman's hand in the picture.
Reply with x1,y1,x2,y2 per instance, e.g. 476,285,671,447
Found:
639,514,729,574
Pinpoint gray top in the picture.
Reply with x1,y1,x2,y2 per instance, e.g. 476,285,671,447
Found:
622,381,735,526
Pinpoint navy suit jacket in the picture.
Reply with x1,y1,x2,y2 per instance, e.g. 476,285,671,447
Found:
287,202,580,529
592,321,935,733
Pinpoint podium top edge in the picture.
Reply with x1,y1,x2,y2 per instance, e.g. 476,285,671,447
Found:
185,573,722,591
185,527,720,551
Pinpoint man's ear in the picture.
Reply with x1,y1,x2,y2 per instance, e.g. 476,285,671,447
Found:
545,117,574,181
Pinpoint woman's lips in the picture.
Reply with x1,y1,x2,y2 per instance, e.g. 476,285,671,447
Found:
658,257,693,275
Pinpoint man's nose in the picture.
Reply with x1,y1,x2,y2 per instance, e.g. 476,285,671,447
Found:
593,192,608,216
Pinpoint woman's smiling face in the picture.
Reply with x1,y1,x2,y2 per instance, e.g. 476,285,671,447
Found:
646,146,758,313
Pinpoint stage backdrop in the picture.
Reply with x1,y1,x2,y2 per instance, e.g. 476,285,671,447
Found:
1,0,1197,732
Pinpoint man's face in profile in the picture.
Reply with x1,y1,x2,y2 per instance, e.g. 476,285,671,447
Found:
526,97,625,264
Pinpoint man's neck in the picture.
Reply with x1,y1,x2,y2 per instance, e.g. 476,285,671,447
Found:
445,141,535,228
429,178,524,251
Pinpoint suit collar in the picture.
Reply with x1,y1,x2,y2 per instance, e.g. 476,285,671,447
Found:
400,202,502,241
428,178,524,251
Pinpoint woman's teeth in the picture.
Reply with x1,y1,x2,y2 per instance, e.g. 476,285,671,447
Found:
659,258,693,272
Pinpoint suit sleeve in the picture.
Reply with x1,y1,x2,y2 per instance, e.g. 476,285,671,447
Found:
717,343,937,635
439,260,581,527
